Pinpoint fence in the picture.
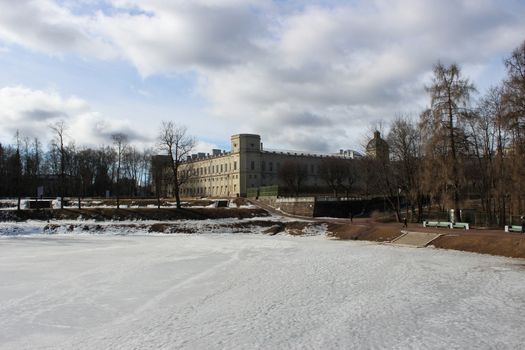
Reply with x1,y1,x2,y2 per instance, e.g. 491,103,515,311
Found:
247,185,279,198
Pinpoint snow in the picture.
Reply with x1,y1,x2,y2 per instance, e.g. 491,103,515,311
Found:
0,199,256,210
0,227,524,349
0,215,313,237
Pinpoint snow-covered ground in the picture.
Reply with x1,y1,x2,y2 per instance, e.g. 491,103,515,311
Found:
0,198,256,210
0,229,524,349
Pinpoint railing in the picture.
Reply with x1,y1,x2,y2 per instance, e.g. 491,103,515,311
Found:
276,197,315,203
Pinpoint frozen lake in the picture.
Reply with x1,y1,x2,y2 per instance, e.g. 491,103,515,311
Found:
0,233,524,349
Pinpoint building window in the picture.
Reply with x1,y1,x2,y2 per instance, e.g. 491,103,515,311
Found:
234,161,237,170
220,164,223,173
310,164,314,174
261,161,265,171
251,161,255,170
269,162,273,172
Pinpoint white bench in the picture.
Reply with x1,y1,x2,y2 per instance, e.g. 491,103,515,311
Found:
505,225,523,233
452,222,470,230
423,221,452,229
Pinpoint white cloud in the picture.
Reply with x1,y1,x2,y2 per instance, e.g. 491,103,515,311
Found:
0,86,150,147
0,0,115,58
0,0,524,151
96,0,268,76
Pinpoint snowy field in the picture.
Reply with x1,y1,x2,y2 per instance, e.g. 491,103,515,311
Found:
1,230,524,349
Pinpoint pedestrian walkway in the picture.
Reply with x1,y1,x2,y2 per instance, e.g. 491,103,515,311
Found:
390,231,442,248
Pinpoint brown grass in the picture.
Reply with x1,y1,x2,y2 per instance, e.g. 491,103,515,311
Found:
432,234,525,259
327,222,401,242
327,219,525,259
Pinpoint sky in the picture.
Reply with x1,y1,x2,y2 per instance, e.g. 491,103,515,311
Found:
0,0,524,153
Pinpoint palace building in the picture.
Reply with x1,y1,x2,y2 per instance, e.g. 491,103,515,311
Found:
152,133,371,198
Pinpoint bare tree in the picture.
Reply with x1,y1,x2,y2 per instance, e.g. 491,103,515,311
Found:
13,131,22,211
49,121,67,209
502,40,525,217
278,160,308,196
75,148,95,209
158,122,195,208
388,116,424,222
425,62,476,221
320,158,355,198
139,148,153,196
123,145,141,196
112,133,128,209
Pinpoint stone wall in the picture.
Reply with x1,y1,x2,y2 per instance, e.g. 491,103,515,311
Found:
275,197,316,217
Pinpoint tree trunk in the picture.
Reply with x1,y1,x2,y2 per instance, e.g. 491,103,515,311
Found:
447,93,460,222
175,182,181,208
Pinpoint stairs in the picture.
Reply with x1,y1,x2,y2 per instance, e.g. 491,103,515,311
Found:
391,231,442,248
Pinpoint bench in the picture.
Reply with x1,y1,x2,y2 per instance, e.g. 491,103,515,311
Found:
423,221,452,229
452,222,470,230
505,225,524,233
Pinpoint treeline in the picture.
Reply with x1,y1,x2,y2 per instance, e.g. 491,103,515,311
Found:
297,40,525,226
0,125,153,203
387,40,525,225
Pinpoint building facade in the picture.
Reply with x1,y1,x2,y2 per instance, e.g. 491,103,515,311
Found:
153,133,363,198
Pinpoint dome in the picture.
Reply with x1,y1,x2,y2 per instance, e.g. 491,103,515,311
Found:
366,131,389,160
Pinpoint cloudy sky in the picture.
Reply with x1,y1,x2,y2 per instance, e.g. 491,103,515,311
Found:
0,0,524,153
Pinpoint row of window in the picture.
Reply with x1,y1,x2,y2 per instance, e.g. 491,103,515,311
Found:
254,161,320,175
181,184,237,195
181,160,321,177
187,174,239,184
194,161,238,176
179,163,238,178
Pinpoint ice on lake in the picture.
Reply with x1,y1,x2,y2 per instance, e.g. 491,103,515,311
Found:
0,232,524,349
